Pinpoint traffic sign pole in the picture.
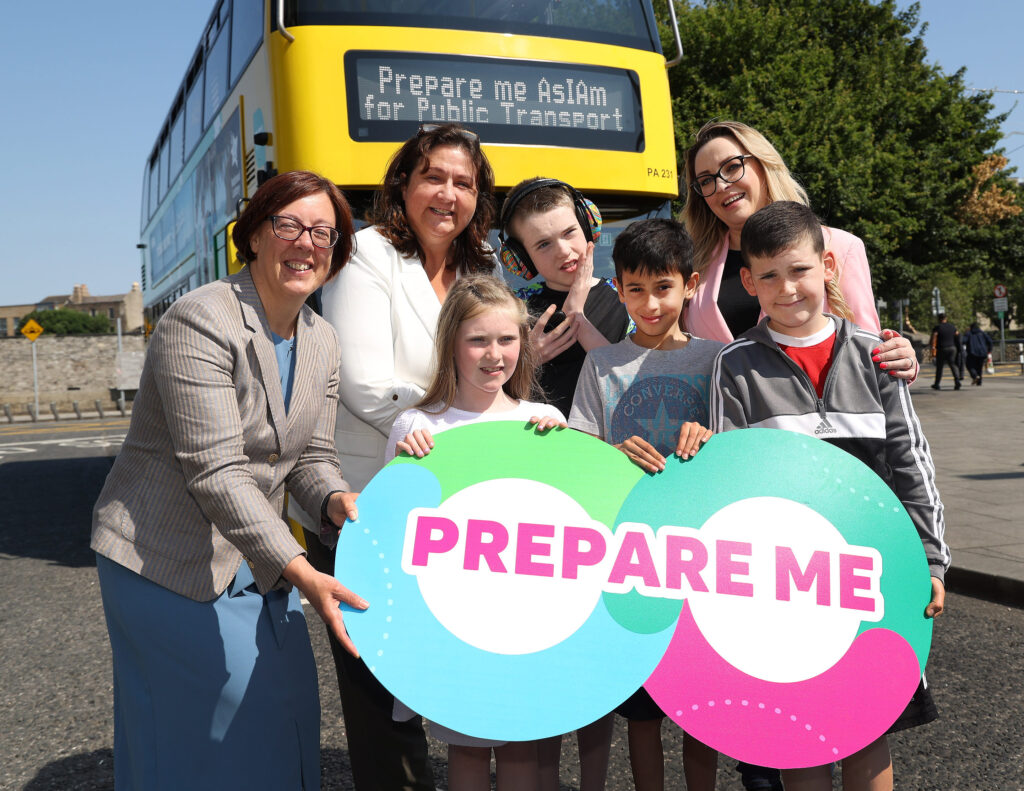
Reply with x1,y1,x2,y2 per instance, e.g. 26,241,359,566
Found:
31,343,39,419
20,318,44,420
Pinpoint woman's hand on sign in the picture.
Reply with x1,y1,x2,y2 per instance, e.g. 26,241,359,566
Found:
616,435,666,473
675,422,713,460
528,415,568,433
925,576,946,619
531,304,578,363
283,554,368,657
397,429,435,458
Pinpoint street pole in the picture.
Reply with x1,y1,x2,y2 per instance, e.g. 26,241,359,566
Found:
31,342,39,418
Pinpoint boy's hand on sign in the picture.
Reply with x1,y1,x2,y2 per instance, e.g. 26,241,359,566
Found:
674,422,713,460
615,435,666,473
925,577,945,619
397,429,435,458
531,304,578,362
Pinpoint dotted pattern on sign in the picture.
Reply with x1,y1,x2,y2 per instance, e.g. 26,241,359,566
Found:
679,698,837,756
365,527,397,673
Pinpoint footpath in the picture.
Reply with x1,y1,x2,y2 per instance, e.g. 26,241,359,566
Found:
910,366,1024,606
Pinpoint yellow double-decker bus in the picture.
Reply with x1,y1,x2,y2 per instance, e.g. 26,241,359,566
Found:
139,0,681,318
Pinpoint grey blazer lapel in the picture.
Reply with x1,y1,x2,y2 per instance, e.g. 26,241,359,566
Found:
232,269,287,448
285,306,317,439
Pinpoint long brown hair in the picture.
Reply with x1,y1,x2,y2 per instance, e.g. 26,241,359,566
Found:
372,124,496,274
682,120,808,279
418,275,539,412
232,170,354,280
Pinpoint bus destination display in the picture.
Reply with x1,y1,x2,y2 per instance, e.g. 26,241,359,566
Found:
346,52,644,152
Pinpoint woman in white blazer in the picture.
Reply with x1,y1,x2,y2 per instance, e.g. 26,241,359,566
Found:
313,123,501,791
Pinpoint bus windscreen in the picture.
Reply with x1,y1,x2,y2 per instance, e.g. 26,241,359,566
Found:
290,0,660,52
346,52,644,152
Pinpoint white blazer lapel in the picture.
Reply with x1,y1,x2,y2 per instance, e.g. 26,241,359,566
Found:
398,256,443,338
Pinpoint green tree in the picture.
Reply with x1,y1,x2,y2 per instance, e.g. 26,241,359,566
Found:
17,309,112,335
658,0,1018,309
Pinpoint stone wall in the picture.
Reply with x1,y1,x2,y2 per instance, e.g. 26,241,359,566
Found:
0,334,146,414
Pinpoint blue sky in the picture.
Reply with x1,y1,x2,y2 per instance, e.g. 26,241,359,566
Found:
1,0,1021,307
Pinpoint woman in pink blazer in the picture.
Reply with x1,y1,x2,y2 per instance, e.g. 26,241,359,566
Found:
682,120,917,378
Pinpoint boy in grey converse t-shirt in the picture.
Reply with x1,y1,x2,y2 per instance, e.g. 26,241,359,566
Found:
568,218,723,791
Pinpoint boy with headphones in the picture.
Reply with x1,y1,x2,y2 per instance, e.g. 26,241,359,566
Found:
499,177,632,418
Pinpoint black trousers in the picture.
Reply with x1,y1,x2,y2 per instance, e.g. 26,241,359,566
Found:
933,345,960,386
306,535,435,791
966,353,987,382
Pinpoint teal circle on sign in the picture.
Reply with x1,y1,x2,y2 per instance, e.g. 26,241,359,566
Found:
335,421,676,741
635,428,934,768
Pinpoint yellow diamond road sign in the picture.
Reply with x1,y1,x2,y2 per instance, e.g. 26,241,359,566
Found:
20,318,43,342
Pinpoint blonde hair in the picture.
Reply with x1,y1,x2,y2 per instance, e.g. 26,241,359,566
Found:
682,120,809,279
418,275,539,411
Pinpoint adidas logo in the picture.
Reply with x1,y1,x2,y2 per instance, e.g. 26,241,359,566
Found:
814,418,837,436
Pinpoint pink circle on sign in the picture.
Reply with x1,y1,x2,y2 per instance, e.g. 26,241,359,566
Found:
644,604,922,768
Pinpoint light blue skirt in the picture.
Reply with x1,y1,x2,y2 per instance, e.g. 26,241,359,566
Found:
96,554,320,790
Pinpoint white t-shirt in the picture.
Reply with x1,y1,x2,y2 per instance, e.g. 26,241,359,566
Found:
384,397,564,746
385,399,566,463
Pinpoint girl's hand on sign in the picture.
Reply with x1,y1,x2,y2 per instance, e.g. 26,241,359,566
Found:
615,435,665,473
675,422,713,460
925,577,945,619
528,415,567,433
397,429,435,458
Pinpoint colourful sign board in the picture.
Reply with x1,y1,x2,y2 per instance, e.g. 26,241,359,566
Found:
335,423,933,766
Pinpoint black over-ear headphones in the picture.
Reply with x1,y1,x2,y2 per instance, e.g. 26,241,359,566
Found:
498,179,602,280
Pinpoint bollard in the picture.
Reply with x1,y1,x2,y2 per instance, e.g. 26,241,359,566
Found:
73,401,82,419
1019,343,1023,376
3,404,11,424
117,395,127,416
27,403,37,422
94,399,105,419
50,402,60,421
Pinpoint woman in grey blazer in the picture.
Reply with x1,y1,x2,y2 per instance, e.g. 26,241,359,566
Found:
92,171,362,790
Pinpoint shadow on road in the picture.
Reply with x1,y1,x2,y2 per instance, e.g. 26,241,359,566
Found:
23,748,114,790
0,456,114,567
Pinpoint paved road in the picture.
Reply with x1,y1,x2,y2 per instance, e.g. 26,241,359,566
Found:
2,405,1022,789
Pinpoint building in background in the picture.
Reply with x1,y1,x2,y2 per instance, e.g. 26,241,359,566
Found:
1,283,144,337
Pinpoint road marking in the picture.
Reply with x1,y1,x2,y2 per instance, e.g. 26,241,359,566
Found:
0,419,130,437
0,435,127,459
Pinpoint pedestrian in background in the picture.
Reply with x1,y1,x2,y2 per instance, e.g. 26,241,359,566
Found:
930,313,961,390
964,322,994,385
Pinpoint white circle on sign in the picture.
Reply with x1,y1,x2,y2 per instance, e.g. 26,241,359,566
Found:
411,479,608,655
687,497,874,683
994,284,1007,298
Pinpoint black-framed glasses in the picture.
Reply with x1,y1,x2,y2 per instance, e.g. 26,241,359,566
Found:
269,215,339,249
691,154,755,197
417,123,480,144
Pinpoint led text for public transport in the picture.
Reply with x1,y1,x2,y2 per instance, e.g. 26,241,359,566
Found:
362,65,626,131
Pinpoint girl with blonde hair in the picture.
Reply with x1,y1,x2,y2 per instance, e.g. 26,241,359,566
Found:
385,274,566,791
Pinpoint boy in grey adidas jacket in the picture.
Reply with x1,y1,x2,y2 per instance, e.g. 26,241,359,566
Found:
710,200,949,788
